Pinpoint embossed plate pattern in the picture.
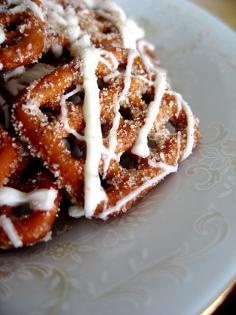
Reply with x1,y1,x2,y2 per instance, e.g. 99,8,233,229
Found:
1,0,236,314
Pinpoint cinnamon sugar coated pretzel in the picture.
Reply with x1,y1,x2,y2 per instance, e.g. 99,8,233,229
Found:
0,0,199,248
0,128,60,249
0,0,45,71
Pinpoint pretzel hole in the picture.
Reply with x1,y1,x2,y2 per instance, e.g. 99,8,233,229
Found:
14,204,31,217
96,14,110,24
0,107,7,125
40,48,72,64
120,152,139,170
119,106,133,120
118,63,126,72
62,135,85,159
67,91,84,105
7,4,17,10
142,92,154,105
97,78,108,90
39,51,56,64
101,123,110,138
1,26,21,47
148,139,157,149
39,51,53,63
6,23,17,33
165,121,176,133
40,104,60,122
101,25,113,35
100,176,113,190
18,159,42,183
96,16,114,34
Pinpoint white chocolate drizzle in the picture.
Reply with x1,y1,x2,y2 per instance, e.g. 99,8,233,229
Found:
70,34,91,57
45,1,82,44
68,204,85,218
44,0,144,53
5,0,44,21
0,215,23,248
82,47,107,218
60,87,84,141
103,70,119,82
137,40,195,161
0,24,5,45
8,0,197,220
99,162,178,220
175,131,182,164
137,40,156,72
51,43,63,58
103,49,137,174
0,187,58,211
100,50,119,71
87,0,144,49
180,98,195,161
165,91,195,161
172,91,182,117
132,70,167,158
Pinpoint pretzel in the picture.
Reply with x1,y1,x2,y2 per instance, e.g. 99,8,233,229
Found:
13,49,125,198
0,173,60,249
44,0,144,58
0,140,61,249
0,125,24,186
13,47,199,220
0,0,45,71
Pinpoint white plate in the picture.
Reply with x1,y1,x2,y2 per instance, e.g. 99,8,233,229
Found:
1,0,236,314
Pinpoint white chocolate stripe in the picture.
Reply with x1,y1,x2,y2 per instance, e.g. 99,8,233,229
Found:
7,0,44,21
137,40,156,72
82,47,107,218
103,70,120,82
103,49,137,175
60,87,85,141
99,56,114,70
0,187,58,211
132,70,167,158
45,0,144,53
166,91,182,117
170,92,195,161
45,0,82,58
137,39,195,160
0,215,23,248
0,23,5,45
173,92,182,117
176,131,182,164
95,7,144,49
181,100,195,161
100,50,119,71
99,162,178,220
84,0,144,49
68,205,85,218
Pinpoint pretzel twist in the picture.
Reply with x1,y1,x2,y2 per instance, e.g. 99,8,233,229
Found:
13,48,199,219
0,125,23,186
0,173,60,249
0,0,45,71
0,127,60,249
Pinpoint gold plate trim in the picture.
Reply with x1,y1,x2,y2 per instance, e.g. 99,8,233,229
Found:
201,278,236,315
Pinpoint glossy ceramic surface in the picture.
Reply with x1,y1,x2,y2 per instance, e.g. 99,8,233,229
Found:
1,1,236,314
